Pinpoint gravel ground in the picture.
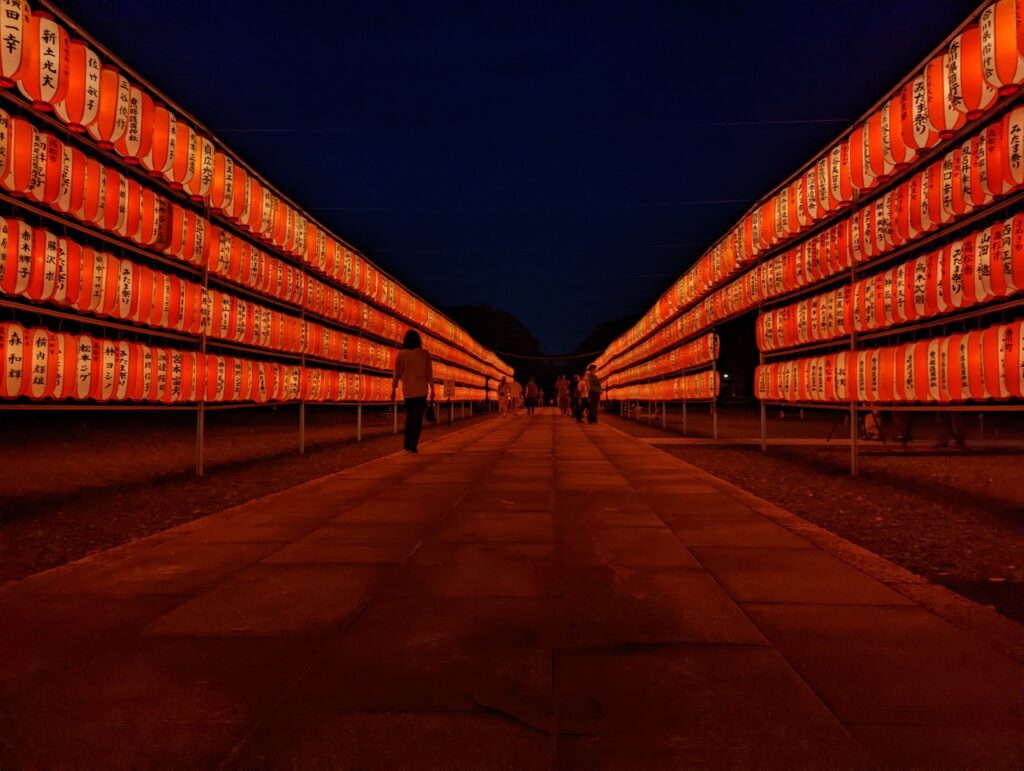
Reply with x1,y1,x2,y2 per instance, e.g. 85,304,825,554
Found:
0,404,492,584
604,406,1024,624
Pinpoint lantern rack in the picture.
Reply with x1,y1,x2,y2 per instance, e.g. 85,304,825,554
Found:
596,0,994,378
19,1,512,380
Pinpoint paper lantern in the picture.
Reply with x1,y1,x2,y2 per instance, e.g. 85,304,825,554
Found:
181,132,214,201
981,0,1024,95
209,151,235,216
866,109,893,182
0,0,29,90
113,84,154,164
926,53,966,139
23,225,58,302
53,40,100,132
86,65,129,149
1002,105,1024,188
947,25,997,120
164,118,195,190
0,116,43,196
16,12,70,111
0,320,26,397
140,104,175,177
26,132,62,205
901,73,938,152
0,217,29,298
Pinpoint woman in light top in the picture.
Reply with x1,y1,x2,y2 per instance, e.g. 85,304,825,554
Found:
391,330,435,453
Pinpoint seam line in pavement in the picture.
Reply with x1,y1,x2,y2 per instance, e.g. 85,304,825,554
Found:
600,418,1024,664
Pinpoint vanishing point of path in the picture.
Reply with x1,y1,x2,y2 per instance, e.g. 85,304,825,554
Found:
1,410,1022,768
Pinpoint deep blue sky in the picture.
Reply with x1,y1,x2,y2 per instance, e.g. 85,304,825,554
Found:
60,0,978,354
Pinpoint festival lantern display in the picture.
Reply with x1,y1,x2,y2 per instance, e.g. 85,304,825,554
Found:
981,0,1024,95
948,25,998,119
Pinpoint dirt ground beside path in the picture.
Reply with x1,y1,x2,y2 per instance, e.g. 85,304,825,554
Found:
602,409,1024,625
0,405,493,585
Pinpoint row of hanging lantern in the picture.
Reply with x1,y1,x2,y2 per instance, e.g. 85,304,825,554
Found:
598,105,1024,382
757,214,1024,351
0,1,511,383
605,370,719,403
756,320,1024,403
595,0,1024,374
0,103,509,381
604,333,718,388
0,217,492,392
0,319,420,403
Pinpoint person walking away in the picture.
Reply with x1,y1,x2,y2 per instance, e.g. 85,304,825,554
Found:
575,373,589,423
525,377,539,415
497,377,509,417
556,375,570,415
391,330,434,453
570,374,582,418
586,365,602,424
511,380,523,416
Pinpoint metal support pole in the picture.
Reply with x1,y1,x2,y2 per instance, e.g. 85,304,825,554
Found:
712,357,719,440
393,400,399,434
850,266,859,477
195,402,205,477
662,401,666,430
357,333,363,442
682,396,688,435
196,263,209,477
299,322,306,455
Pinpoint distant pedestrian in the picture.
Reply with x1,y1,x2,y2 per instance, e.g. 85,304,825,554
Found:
511,380,523,416
575,373,589,423
525,377,539,415
571,374,582,418
497,377,510,416
586,365,602,424
391,330,434,453
934,411,966,449
556,375,571,415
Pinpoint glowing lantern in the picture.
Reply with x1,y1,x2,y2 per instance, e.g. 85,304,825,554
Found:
901,73,938,151
53,40,100,132
1,116,43,196
209,151,235,216
866,109,893,182
86,65,129,149
948,26,997,120
0,0,29,90
16,12,70,111
848,124,873,190
181,132,214,201
140,105,175,177
24,225,59,302
113,84,154,164
130,187,161,247
26,133,62,205
0,321,26,397
926,54,965,138
883,96,915,170
1002,105,1024,188
164,118,195,190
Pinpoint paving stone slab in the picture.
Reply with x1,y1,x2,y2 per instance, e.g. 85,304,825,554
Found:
554,646,872,766
743,603,1024,728
284,596,556,715
227,709,551,770
691,546,916,606
145,564,384,636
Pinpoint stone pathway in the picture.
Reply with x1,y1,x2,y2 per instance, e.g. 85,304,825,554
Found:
1,410,1021,768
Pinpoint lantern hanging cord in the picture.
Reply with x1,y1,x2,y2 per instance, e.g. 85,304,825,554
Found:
488,350,605,361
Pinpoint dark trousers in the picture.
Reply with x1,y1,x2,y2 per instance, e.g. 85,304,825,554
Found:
588,393,600,423
404,396,427,450
575,397,587,422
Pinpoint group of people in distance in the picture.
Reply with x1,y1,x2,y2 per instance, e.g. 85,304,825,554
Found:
495,367,603,424
392,331,607,455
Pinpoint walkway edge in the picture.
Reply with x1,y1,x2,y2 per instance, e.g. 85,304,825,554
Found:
0,415,502,593
601,421,1024,664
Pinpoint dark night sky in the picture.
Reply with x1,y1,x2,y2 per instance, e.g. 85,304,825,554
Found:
60,0,978,355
